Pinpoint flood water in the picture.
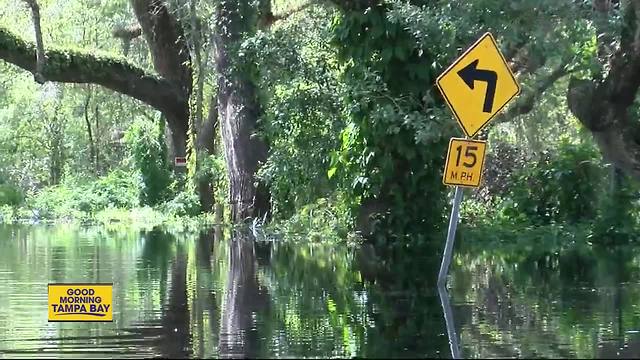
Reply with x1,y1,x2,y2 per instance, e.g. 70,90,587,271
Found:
0,224,639,358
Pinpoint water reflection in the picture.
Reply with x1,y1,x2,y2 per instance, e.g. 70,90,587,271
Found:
2,224,640,358
452,239,640,359
439,285,462,359
218,231,269,358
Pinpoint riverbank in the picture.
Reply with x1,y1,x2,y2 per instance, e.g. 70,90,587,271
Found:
0,204,222,233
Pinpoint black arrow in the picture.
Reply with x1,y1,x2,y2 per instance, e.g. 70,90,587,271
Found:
457,59,497,113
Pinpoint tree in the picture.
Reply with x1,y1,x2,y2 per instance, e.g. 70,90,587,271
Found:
213,0,271,222
1,1,192,163
0,0,272,218
322,0,598,242
567,0,640,181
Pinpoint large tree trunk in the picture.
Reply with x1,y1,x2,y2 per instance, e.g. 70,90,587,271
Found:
567,1,640,181
130,0,193,169
167,113,189,164
213,0,270,222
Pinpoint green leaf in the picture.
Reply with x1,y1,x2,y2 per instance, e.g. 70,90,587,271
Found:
327,167,337,179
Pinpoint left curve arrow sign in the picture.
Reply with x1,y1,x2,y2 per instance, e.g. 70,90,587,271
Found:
457,59,497,113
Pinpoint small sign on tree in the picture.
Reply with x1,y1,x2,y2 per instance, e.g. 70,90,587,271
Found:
175,157,187,167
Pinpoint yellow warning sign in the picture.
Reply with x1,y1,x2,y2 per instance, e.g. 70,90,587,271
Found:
48,283,113,322
443,138,487,188
436,33,520,138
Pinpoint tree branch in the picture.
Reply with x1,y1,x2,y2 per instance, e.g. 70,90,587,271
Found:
498,62,571,123
22,0,46,84
567,1,640,178
130,0,193,98
0,27,186,116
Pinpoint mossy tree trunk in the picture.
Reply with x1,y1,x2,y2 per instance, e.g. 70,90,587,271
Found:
213,0,271,222
130,0,192,164
196,97,218,213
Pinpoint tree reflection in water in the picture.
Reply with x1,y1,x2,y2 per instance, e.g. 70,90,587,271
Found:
218,230,270,358
451,237,640,359
5,223,640,358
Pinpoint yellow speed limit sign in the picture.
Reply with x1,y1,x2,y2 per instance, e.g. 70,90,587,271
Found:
442,138,487,188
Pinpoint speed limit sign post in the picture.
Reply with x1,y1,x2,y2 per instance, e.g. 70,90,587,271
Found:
438,138,488,288
436,32,520,288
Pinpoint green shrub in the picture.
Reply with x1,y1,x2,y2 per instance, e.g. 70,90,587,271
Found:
87,169,140,209
0,204,16,222
124,118,173,206
158,190,201,217
28,185,76,220
590,170,640,244
268,196,355,243
0,183,23,207
27,170,140,220
503,139,606,225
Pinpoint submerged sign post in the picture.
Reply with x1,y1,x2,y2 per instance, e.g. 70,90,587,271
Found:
436,32,520,287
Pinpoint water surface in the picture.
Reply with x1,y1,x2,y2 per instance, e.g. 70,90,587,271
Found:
0,224,639,358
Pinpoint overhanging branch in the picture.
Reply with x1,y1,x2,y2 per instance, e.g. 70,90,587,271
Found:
498,62,571,123
0,27,186,116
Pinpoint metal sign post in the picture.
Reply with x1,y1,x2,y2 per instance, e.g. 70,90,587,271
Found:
435,31,520,286
437,186,463,287
438,137,485,286
438,284,462,359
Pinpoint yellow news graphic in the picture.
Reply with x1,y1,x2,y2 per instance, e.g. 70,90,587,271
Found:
48,283,113,322
443,138,487,188
436,32,520,138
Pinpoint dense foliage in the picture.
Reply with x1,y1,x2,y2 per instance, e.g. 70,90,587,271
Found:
0,0,638,247
124,117,172,206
